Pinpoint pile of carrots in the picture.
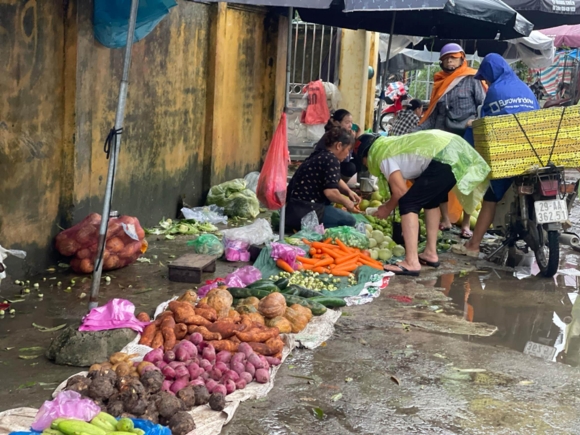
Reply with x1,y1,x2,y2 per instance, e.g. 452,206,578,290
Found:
275,238,384,277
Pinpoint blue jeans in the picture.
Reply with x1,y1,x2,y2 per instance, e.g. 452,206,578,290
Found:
323,205,356,228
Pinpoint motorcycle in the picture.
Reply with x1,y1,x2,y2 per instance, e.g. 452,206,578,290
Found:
378,95,407,132
487,164,578,278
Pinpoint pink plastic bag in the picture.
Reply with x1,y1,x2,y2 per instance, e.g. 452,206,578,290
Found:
31,391,101,431
271,243,306,270
224,239,251,262
197,267,262,298
257,114,289,210
300,80,330,125
79,298,149,333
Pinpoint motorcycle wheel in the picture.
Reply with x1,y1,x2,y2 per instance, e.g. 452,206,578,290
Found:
379,113,395,132
534,229,560,278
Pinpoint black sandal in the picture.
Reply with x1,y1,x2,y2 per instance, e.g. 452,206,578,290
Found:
419,257,440,268
385,264,421,277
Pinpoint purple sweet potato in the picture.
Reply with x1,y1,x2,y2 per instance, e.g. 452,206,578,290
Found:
188,332,203,345
247,353,264,369
245,363,255,377
163,350,176,363
254,368,270,384
265,356,281,366
237,343,253,357
240,372,253,384
216,351,232,364
235,379,247,390
225,379,236,395
215,362,229,373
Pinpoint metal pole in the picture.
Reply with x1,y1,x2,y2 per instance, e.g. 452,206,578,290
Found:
375,12,396,133
319,25,325,79
89,0,140,310
279,6,293,241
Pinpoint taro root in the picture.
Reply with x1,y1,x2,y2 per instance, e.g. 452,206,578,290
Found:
169,411,196,435
142,401,160,424
156,392,185,418
192,384,210,406
115,375,133,392
88,377,115,400
88,368,118,385
140,370,164,394
209,392,226,411
124,397,148,416
64,375,91,396
176,386,196,409
107,401,125,417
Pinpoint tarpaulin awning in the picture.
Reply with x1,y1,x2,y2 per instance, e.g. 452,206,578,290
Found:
530,49,580,95
407,31,555,68
94,0,177,48
502,0,580,29
540,24,580,48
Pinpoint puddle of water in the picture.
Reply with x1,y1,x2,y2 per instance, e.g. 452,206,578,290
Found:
427,267,580,366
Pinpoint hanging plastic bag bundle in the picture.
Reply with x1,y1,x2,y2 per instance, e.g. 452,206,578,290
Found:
257,113,290,210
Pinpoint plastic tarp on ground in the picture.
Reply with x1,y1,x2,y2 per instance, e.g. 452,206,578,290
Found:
0,300,343,435
253,247,392,306
94,0,177,48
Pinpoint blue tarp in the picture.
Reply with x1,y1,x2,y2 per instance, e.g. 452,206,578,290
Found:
94,0,177,49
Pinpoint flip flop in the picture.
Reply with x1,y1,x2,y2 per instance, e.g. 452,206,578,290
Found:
439,223,453,231
451,243,479,258
419,256,440,268
385,264,421,277
460,229,473,239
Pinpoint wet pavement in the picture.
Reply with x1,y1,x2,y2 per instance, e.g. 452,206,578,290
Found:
3,223,580,432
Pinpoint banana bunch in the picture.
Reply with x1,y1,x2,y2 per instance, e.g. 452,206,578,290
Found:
44,414,145,435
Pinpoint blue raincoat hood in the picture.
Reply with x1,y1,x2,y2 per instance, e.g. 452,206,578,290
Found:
475,53,539,117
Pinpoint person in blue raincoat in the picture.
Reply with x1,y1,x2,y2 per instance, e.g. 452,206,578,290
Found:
455,53,540,257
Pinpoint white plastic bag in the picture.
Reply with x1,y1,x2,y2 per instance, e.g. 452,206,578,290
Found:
244,172,260,193
0,245,26,288
181,205,228,224
219,219,276,246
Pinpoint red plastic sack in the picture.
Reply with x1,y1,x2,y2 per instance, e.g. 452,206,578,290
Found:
55,213,147,273
257,113,289,210
300,80,330,125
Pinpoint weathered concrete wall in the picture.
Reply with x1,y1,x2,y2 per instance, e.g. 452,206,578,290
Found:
73,0,212,224
338,29,370,128
0,0,66,269
1,0,283,272
205,4,279,187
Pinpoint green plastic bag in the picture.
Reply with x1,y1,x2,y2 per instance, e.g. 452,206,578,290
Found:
289,230,323,242
188,234,224,256
324,226,369,249
206,179,260,219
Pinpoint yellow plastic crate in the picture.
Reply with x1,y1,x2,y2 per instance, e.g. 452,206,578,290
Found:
473,105,580,179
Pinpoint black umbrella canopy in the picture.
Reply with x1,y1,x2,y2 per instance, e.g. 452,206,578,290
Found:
299,0,533,40
502,0,580,28
200,0,333,7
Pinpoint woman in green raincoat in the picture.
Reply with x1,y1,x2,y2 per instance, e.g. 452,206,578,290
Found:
355,130,490,276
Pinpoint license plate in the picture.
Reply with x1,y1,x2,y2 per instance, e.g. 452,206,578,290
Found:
534,199,568,224
523,341,557,361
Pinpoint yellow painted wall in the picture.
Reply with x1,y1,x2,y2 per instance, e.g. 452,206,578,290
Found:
0,0,284,271
337,29,370,128
0,0,66,267
365,33,380,131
